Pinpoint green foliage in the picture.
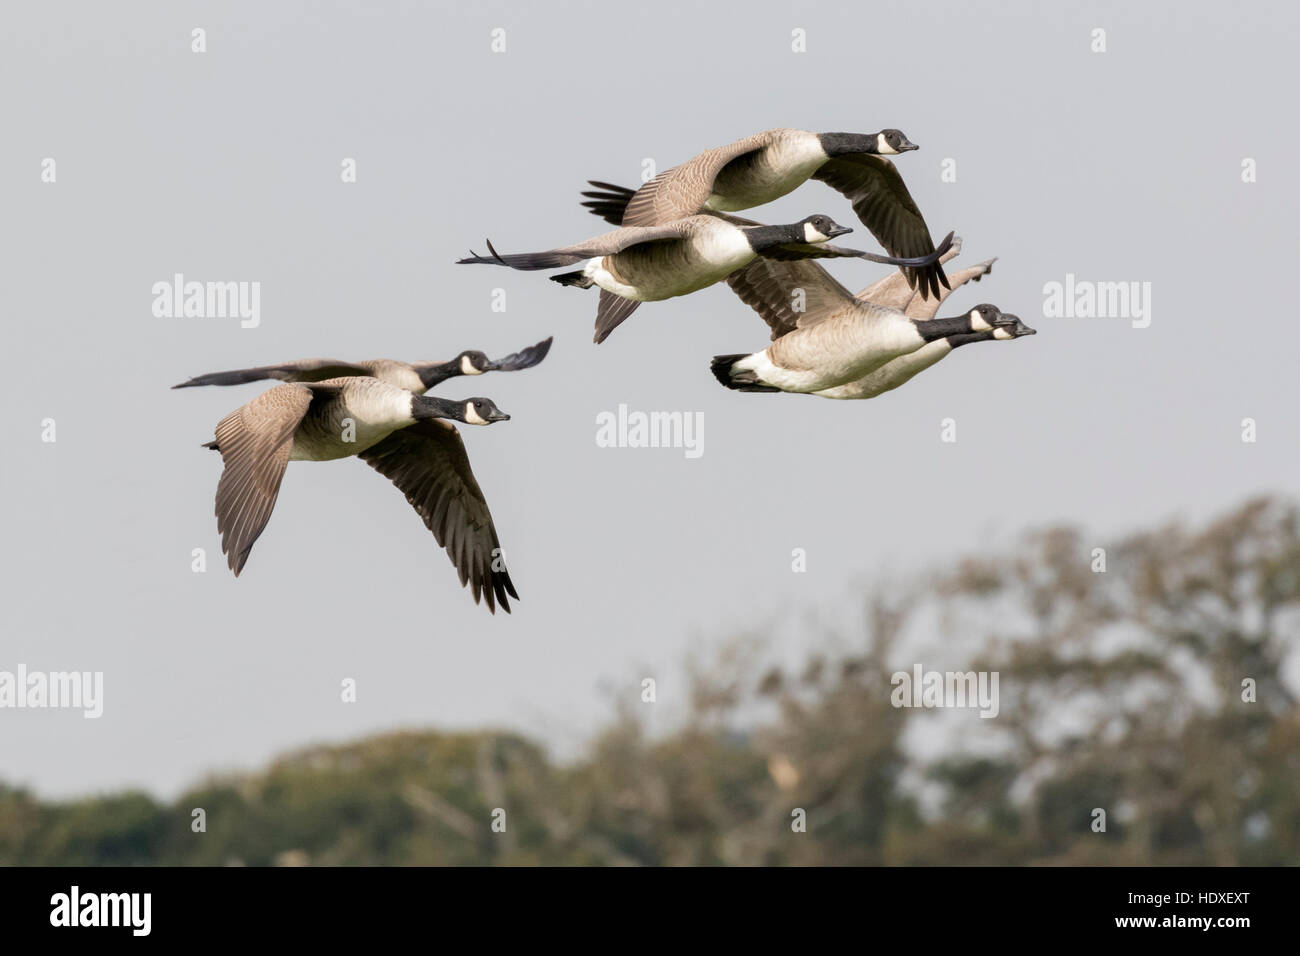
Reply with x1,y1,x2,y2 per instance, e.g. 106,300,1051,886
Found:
3,496,1297,865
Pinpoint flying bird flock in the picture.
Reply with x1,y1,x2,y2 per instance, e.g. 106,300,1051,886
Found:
179,127,1033,613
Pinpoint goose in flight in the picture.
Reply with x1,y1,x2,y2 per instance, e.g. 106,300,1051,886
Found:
708,236,1017,393
581,127,950,298
173,337,552,393
457,215,951,344
813,244,1036,400
201,376,518,613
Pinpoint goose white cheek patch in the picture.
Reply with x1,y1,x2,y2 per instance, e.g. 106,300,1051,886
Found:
464,403,490,425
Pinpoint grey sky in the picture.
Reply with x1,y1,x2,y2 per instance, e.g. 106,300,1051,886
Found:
2,0,1295,798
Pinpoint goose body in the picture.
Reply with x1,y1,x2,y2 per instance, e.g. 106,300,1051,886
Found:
575,215,772,302
711,243,1015,393
811,248,1036,399
203,376,518,612
813,321,1035,400
172,337,552,393
588,127,950,298
283,376,422,460
716,298,1013,394
704,130,833,212
459,214,950,343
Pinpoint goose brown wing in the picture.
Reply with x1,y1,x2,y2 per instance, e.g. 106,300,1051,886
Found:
174,359,370,389
211,384,320,575
725,258,859,341
456,222,699,271
359,420,517,614
619,133,774,226
811,153,949,299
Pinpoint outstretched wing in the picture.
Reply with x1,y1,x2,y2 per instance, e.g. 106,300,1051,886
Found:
359,420,518,614
175,359,371,389
211,384,319,575
856,241,998,319
487,336,553,371
812,153,949,299
456,221,699,271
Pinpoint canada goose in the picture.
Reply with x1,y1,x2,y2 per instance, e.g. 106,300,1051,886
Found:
709,245,1017,393
814,316,1036,400
457,215,952,344
172,337,552,393
812,243,1036,399
581,127,950,298
201,376,518,613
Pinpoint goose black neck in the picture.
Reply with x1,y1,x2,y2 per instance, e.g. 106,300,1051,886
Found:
817,132,879,157
744,223,804,252
412,394,463,422
417,360,461,390
914,314,984,343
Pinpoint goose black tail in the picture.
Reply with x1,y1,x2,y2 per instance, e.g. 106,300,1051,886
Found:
580,180,636,225
711,353,779,392
551,271,593,289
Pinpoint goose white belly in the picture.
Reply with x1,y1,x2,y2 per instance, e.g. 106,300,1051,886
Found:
289,421,401,461
289,383,414,460
705,139,828,211
585,225,754,301
757,319,928,392
814,341,954,400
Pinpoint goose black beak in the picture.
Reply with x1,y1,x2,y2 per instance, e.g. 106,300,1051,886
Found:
826,225,853,239
1015,324,1038,337
897,139,919,152
489,411,512,422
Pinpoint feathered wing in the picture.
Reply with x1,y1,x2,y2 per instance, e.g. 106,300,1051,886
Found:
488,336,553,371
618,133,773,226
456,221,700,271
856,245,998,320
725,258,859,340
359,420,518,614
211,384,321,575
811,153,949,298
175,359,371,389
594,292,643,345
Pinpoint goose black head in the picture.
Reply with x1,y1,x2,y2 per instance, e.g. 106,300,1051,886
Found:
799,214,853,243
457,350,492,375
991,315,1037,340
460,397,511,425
873,128,918,155
966,304,1017,332
412,395,511,424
